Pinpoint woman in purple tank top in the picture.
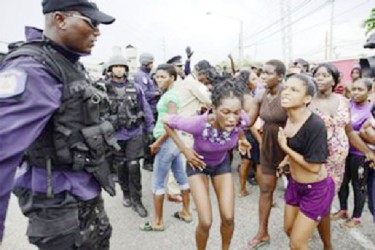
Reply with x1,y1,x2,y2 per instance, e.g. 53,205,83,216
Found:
333,78,373,228
309,63,375,249
163,80,250,250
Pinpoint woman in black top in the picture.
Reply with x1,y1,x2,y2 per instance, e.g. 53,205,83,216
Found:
277,74,335,249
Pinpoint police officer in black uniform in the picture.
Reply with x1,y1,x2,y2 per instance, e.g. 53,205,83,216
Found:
106,54,154,218
0,0,118,249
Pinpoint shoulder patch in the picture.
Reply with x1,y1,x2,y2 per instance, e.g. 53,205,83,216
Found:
142,76,148,84
0,69,27,99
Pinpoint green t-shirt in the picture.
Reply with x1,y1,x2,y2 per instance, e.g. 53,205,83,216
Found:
153,88,181,138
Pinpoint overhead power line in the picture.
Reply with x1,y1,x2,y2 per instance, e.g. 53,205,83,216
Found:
243,0,312,42
243,0,331,49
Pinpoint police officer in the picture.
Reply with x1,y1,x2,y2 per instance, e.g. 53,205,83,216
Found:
166,55,186,80
106,54,154,218
134,53,160,171
0,0,117,249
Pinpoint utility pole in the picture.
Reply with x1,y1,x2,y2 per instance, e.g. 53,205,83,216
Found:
286,0,293,62
280,0,292,63
329,0,335,59
206,12,243,67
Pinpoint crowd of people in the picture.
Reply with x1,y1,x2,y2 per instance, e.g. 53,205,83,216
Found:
0,0,375,250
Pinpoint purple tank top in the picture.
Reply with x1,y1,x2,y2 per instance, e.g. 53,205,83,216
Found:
350,100,373,155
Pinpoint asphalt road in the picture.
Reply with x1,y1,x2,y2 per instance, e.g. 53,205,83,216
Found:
2,154,375,250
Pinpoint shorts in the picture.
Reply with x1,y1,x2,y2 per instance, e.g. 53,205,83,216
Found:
186,154,232,177
285,176,335,222
240,130,260,164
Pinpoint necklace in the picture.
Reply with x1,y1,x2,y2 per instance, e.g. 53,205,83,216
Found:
202,122,238,145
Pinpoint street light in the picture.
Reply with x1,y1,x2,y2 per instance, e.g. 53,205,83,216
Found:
206,12,244,67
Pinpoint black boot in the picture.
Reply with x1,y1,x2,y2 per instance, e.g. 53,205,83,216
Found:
122,193,131,207
142,162,153,172
132,200,148,218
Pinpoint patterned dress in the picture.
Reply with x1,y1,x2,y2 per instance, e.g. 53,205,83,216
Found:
314,96,350,192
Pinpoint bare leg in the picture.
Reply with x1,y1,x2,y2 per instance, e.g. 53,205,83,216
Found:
284,204,299,237
290,212,319,250
180,189,191,216
318,215,333,250
212,173,235,250
239,159,251,197
153,194,164,226
251,167,277,242
189,175,212,250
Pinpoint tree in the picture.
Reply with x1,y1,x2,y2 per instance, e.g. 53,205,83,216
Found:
362,8,375,34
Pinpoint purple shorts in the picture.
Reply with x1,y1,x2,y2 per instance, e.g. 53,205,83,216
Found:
285,176,335,222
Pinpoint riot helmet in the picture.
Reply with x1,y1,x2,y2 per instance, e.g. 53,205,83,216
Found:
107,55,129,78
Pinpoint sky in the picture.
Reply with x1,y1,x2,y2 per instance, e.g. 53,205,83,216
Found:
0,0,374,66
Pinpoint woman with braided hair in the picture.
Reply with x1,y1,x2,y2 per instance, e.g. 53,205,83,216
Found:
163,79,250,250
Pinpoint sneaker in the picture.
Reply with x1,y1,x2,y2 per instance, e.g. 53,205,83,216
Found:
330,210,348,221
340,219,361,228
133,201,148,218
122,195,132,207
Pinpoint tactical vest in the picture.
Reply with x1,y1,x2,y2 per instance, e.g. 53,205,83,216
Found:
4,40,119,196
107,80,144,130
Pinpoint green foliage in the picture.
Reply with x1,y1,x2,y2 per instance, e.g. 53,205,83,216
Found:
362,8,375,34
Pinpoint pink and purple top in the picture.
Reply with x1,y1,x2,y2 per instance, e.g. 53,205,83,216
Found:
167,111,249,166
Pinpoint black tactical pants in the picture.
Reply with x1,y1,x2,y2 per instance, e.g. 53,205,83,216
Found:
114,136,144,202
13,187,111,250
143,113,157,166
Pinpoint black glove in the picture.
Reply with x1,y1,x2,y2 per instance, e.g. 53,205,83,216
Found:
185,46,194,58
147,132,154,145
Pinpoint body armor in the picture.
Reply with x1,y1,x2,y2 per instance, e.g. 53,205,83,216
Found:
107,81,144,130
4,40,119,196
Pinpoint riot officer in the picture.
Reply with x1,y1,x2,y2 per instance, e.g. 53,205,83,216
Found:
106,54,154,218
134,52,160,171
0,0,117,249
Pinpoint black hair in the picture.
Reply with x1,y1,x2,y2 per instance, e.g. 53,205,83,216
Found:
156,64,177,81
354,78,373,91
288,73,316,97
238,70,251,84
351,66,362,78
265,59,286,77
236,70,251,94
312,63,340,88
211,79,244,107
294,58,310,71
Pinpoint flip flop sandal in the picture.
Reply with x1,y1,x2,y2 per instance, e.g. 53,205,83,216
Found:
139,221,165,232
173,211,192,223
246,238,270,250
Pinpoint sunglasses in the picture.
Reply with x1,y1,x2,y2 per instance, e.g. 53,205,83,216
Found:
62,13,100,30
